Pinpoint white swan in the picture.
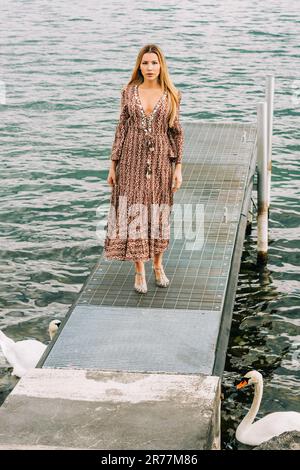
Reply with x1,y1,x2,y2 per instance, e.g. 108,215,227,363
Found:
236,370,300,446
0,319,61,378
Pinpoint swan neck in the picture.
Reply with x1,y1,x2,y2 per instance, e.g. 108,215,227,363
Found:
245,380,263,425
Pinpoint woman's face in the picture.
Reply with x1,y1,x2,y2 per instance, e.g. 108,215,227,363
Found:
139,52,161,82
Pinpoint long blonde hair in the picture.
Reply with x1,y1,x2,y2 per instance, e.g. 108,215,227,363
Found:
127,44,180,128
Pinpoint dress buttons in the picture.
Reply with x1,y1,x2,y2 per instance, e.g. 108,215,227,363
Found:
134,84,167,179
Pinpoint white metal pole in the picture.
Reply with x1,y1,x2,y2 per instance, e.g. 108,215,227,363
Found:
265,74,274,214
257,101,268,264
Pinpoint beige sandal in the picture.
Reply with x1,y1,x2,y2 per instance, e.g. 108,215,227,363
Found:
153,264,169,287
134,271,147,294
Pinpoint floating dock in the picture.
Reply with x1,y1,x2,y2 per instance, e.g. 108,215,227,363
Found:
0,120,258,450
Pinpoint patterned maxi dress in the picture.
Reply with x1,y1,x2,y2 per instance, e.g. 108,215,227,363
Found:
103,83,184,262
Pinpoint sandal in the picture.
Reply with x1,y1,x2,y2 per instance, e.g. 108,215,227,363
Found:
134,271,147,294
153,264,170,287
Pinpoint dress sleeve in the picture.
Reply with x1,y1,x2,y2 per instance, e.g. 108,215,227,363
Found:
110,85,129,161
167,90,184,164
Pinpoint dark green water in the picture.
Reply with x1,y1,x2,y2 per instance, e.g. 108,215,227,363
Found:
0,0,299,449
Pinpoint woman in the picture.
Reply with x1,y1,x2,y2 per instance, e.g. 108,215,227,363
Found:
104,44,184,294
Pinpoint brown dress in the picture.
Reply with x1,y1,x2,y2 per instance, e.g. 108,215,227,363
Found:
103,83,184,262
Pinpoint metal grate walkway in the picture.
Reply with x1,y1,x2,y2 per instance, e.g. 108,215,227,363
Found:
40,121,257,376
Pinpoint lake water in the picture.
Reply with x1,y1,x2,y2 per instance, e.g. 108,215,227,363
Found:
0,0,299,449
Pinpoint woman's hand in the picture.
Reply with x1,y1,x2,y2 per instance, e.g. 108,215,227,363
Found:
107,165,117,187
172,164,182,192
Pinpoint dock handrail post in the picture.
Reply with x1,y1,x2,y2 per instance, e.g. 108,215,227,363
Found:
257,101,268,265
246,198,253,235
265,74,275,217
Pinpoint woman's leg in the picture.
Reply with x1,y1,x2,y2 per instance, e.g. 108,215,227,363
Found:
134,260,145,276
134,260,147,293
153,252,169,287
153,252,163,268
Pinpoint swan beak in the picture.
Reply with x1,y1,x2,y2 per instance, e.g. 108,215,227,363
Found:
236,379,248,389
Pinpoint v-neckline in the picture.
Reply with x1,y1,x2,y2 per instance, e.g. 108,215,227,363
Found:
136,84,166,118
